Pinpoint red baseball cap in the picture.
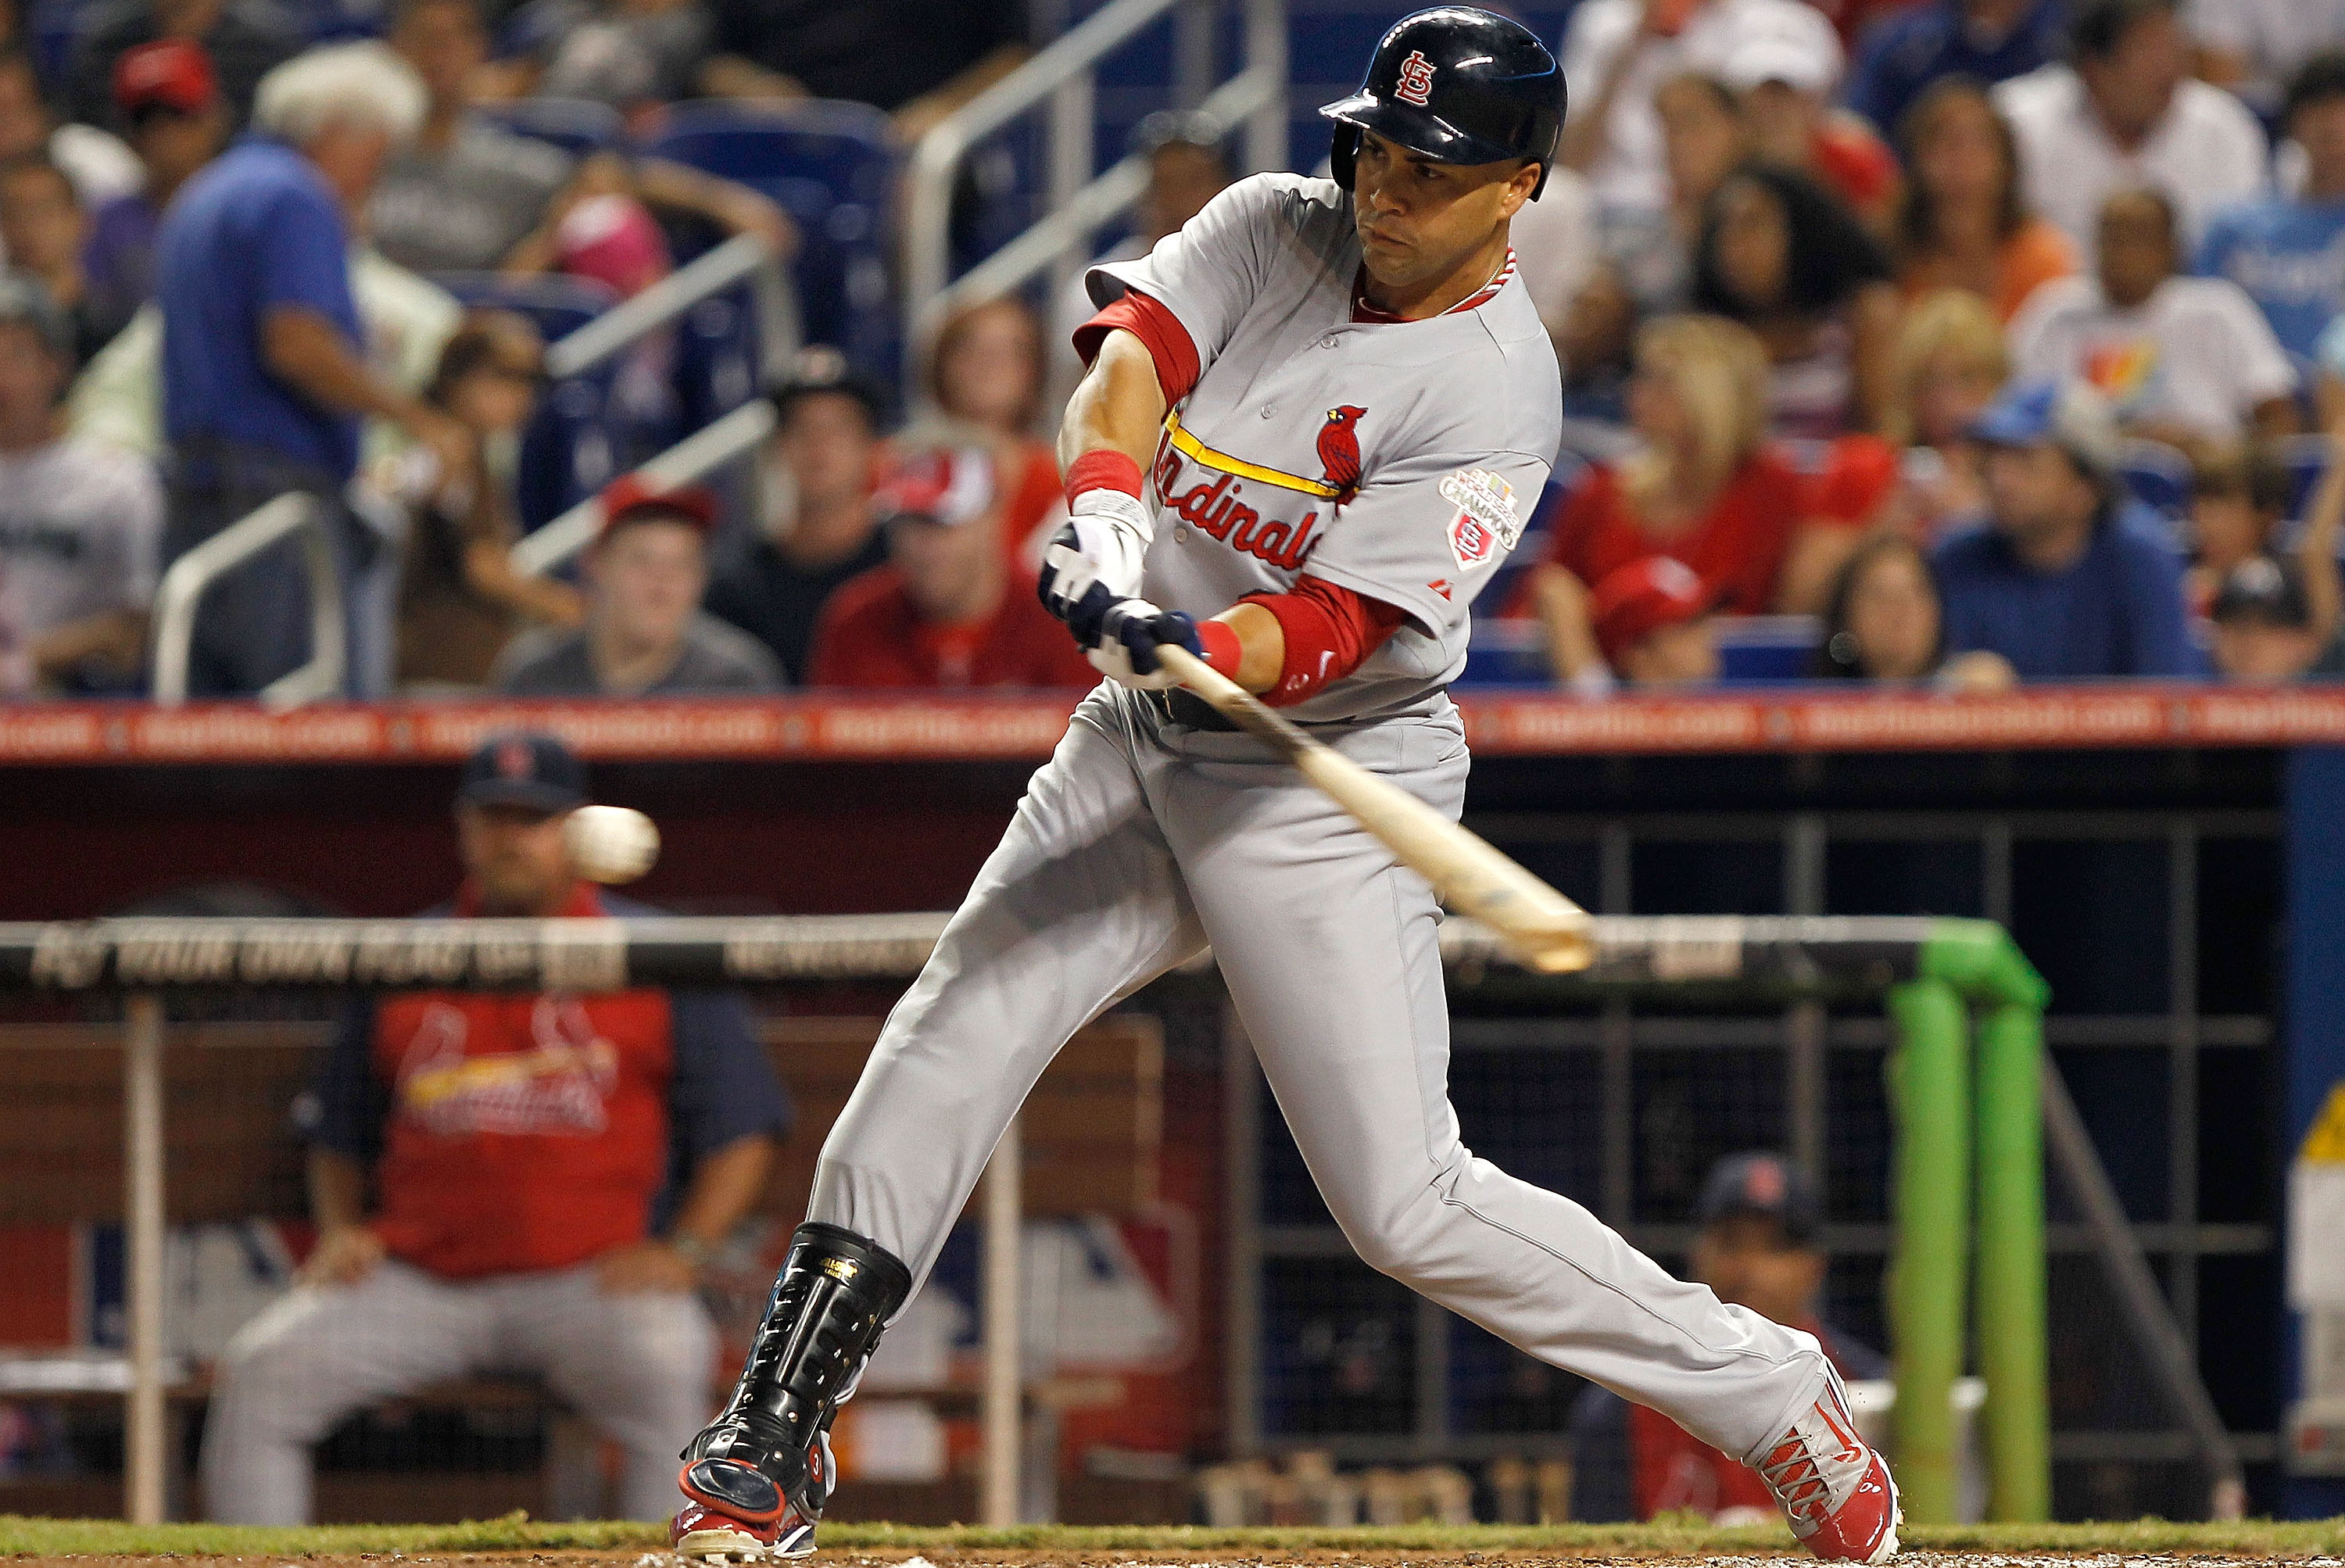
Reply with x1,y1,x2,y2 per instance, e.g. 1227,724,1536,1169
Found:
113,38,217,118
872,445,996,528
1591,556,1713,664
598,473,719,537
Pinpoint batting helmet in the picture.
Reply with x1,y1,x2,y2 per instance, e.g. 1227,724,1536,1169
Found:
1320,7,1567,199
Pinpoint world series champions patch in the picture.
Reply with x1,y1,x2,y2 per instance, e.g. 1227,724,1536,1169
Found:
1439,467,1521,571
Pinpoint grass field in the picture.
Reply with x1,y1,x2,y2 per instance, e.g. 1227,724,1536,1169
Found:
5,1516,2345,1563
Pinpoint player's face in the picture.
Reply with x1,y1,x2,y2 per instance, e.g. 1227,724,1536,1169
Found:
456,802,575,915
1349,130,1537,292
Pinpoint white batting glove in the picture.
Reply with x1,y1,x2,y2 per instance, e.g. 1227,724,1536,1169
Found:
1038,488,1154,640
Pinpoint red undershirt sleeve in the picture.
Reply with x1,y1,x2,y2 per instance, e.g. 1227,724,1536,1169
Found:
1237,575,1411,707
1072,290,1202,404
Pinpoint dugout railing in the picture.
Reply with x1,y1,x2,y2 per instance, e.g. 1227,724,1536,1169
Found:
0,910,2110,1528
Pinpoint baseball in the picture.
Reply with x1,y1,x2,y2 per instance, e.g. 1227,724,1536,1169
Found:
564,804,660,884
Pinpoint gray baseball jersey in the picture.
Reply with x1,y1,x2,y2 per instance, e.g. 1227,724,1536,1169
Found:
1089,172,1561,721
802,172,1835,1477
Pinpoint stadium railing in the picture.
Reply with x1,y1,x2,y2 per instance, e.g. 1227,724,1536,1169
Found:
149,494,345,709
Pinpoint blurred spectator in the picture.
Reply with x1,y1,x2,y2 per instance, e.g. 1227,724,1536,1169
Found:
929,295,1063,565
1559,0,1842,215
0,153,125,363
1590,554,1720,686
2184,439,2291,611
808,432,1096,689
1528,315,1805,672
156,43,467,696
391,313,583,689
2192,0,2345,108
202,731,787,1525
1994,0,2266,265
703,349,888,683
1880,288,2009,535
2010,187,2297,442
1892,78,2075,324
1724,20,1899,231
1808,530,2019,685
494,476,782,693
1570,1153,1885,1523
1843,0,2065,140
698,0,1026,145
1934,377,2204,675
499,0,709,113
66,0,297,133
2194,52,2345,360
83,41,229,331
1691,163,1900,435
0,47,141,216
0,274,159,695
2208,555,2332,677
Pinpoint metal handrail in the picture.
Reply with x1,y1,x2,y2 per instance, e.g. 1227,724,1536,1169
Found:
150,492,346,707
543,231,799,382
902,0,1287,391
512,399,776,577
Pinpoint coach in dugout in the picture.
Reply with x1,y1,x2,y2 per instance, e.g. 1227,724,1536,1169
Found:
201,731,789,1524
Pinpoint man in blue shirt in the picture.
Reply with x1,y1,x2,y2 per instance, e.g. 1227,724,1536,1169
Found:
1843,0,2066,138
156,41,467,695
2195,52,2345,359
1935,378,2205,678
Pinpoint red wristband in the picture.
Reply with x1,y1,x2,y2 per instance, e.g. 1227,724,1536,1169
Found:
1065,449,1145,503
1195,618,1244,678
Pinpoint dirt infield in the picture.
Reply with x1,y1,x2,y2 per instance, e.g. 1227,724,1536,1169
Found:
7,1548,2345,1568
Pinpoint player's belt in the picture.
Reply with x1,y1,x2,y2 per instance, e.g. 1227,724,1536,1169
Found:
1162,410,1344,499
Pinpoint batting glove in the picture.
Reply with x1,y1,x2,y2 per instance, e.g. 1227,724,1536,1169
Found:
1038,487,1154,641
1087,598,1202,690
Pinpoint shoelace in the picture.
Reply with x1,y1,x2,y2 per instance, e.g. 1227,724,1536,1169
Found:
1757,1437,1834,1526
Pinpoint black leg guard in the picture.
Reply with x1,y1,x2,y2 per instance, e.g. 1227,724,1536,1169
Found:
682,1223,912,1518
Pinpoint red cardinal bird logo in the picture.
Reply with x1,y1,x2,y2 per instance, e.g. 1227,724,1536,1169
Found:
1316,405,1367,504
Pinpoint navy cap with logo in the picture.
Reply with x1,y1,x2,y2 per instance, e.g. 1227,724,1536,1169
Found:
1695,1151,1824,1247
458,731,589,815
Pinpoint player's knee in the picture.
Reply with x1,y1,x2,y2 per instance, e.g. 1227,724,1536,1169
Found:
1338,1193,1456,1283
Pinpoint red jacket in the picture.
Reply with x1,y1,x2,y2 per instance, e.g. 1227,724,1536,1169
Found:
809,565,1097,689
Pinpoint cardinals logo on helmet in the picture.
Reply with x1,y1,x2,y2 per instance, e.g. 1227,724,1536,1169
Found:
1394,49,1437,106
1316,406,1368,505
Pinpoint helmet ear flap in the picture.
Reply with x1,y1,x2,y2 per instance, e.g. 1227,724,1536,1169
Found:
1329,123,1360,189
1529,159,1550,202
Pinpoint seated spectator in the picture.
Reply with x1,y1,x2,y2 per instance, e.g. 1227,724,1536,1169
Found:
1892,78,2074,325
2207,553,2333,678
1934,378,2204,676
1529,315,1803,635
2184,439,2292,613
2192,0,2345,109
202,731,789,1525
1842,0,2066,140
1809,531,2018,686
1880,288,2010,535
390,313,583,689
1692,164,1900,435
66,0,297,133
0,154,127,363
704,349,890,684
1570,1153,1885,1523
930,295,1062,566
0,46,141,216
697,0,1026,145
2194,53,2345,361
496,478,781,694
1557,0,1842,217
83,41,228,332
1993,0,2266,266
498,0,709,115
1593,554,1720,687
0,274,159,694
1725,23,1899,231
808,434,1097,689
157,43,468,697
2011,188,2297,442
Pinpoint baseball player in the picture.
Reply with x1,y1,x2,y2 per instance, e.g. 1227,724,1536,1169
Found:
671,9,1899,1563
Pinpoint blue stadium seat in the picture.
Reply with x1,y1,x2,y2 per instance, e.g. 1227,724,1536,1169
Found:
640,99,897,382
431,272,625,531
2119,437,2193,545
478,97,628,159
2279,431,2332,523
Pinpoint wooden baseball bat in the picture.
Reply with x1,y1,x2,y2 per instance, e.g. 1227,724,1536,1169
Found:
1155,645,1595,974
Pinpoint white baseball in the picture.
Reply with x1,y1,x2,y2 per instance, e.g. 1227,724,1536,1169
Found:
565,804,661,884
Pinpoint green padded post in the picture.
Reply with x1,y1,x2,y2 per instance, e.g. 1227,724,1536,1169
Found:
1885,976,1969,1525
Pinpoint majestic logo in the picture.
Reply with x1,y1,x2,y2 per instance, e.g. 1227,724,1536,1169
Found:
1394,49,1437,106
1439,467,1520,571
1316,405,1368,504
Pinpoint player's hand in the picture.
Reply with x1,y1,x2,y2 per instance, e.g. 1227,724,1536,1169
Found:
1087,598,1203,690
1039,488,1154,638
595,1239,699,1295
302,1223,386,1287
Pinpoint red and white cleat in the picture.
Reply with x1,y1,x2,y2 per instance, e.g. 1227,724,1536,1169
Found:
671,1498,780,1564
1755,1384,1903,1562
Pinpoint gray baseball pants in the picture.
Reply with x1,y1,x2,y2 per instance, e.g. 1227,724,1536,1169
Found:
812,684,1831,1464
201,1258,714,1522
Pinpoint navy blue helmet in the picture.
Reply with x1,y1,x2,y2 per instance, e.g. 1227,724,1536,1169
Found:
1319,7,1567,199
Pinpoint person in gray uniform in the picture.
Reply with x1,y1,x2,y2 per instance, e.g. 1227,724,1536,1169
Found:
667,9,1901,1563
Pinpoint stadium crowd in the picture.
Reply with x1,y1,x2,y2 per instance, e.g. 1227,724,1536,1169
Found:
2,0,2345,696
